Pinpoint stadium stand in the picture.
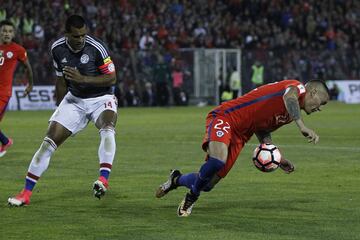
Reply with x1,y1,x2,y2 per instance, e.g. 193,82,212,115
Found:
1,0,359,105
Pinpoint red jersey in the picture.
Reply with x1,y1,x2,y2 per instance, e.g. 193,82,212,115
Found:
0,42,27,97
212,80,306,141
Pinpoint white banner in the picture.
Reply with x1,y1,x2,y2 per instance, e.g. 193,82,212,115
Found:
8,86,56,110
327,80,360,104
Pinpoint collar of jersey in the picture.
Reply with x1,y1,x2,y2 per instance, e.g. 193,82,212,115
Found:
65,38,85,53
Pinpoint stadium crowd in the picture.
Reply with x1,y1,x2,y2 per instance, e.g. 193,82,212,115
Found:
1,0,359,105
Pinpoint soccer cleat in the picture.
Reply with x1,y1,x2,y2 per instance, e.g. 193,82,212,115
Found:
177,192,198,217
155,169,181,198
0,138,13,157
8,189,32,207
93,176,108,199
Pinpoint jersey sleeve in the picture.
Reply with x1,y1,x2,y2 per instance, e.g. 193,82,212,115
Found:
285,80,306,97
51,49,63,77
17,45,27,62
93,41,116,75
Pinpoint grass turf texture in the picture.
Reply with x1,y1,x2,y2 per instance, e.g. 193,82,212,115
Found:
0,102,359,240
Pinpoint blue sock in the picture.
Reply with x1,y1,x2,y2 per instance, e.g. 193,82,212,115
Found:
100,170,110,180
177,173,197,190
191,157,225,196
0,131,9,145
25,179,36,191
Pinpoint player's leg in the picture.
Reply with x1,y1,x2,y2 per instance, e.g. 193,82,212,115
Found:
8,122,72,206
177,114,231,217
92,96,117,199
0,96,13,157
177,140,244,216
176,141,228,216
8,93,83,206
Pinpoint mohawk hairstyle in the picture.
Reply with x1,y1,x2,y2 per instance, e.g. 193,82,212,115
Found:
306,79,330,96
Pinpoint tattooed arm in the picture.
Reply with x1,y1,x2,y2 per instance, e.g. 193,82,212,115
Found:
283,86,319,144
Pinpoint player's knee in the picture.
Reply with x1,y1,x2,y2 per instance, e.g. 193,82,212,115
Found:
203,174,221,192
202,184,215,192
43,137,57,151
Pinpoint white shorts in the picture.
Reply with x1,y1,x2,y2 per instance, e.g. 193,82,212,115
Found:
49,92,117,135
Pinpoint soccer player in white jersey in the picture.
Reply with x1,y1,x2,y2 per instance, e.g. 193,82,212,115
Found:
8,15,118,206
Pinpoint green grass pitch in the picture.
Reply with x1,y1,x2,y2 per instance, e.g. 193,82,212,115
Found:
0,102,359,240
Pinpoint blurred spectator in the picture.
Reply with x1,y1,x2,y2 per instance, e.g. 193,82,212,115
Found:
139,30,155,50
251,61,264,89
229,66,241,99
221,84,233,103
172,66,188,106
0,0,359,98
125,84,140,107
329,83,340,101
142,81,156,107
153,54,171,106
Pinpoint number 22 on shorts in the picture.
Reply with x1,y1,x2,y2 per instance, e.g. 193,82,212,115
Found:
214,119,230,133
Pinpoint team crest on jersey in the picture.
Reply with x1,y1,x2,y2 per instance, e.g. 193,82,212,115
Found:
80,54,89,64
6,51,13,59
108,62,115,72
216,130,224,137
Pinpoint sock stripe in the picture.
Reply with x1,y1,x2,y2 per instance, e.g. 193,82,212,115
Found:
100,167,111,172
100,163,112,169
26,172,40,182
44,137,57,150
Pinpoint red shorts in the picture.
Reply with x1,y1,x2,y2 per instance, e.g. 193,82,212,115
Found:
0,95,10,121
202,112,245,178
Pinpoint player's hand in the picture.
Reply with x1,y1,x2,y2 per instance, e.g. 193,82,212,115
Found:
279,158,295,174
24,84,33,96
63,66,84,82
299,126,319,144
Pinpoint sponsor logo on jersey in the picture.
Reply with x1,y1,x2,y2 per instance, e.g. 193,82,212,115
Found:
61,58,67,63
80,54,89,64
6,51,13,59
216,130,224,137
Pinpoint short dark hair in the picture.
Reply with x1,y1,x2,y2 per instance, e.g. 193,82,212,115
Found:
307,79,330,96
0,20,15,29
65,15,86,32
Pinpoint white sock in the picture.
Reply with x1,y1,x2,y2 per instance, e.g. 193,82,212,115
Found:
98,128,116,176
27,137,57,179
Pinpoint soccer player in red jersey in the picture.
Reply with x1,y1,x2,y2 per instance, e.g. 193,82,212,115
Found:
0,20,33,157
156,79,330,217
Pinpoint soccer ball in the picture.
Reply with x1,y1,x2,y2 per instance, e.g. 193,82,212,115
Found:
252,143,282,172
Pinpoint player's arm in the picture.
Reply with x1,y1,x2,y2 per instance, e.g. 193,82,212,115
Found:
55,76,68,106
255,131,272,144
283,86,319,144
63,67,116,86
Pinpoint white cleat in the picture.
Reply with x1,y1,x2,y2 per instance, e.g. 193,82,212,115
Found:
156,169,181,198
93,179,108,199
177,192,198,217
